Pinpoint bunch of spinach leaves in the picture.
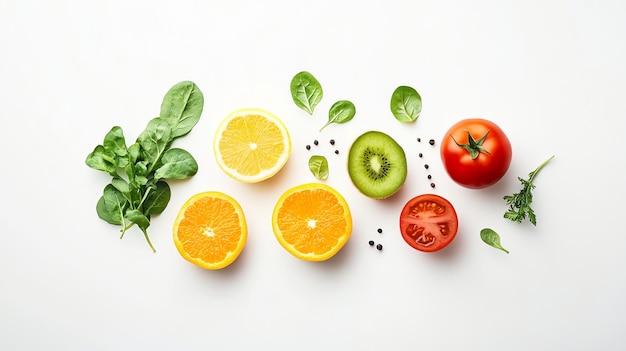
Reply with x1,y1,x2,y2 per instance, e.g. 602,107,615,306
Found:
85,81,204,252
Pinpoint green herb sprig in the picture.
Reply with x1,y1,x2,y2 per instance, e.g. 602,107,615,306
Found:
504,155,555,225
86,81,204,252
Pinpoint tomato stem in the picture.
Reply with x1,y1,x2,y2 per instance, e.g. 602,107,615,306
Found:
450,130,491,160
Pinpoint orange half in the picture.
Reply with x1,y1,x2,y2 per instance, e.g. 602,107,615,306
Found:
173,192,247,270
272,183,352,261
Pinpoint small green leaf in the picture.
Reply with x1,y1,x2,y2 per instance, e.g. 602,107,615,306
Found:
96,184,128,226
390,86,422,122
160,81,204,139
137,117,172,170
308,155,329,180
320,100,356,131
86,145,117,176
142,181,171,216
480,228,509,254
103,126,128,165
154,148,198,180
290,71,323,115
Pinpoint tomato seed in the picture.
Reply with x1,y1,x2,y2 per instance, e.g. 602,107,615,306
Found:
376,244,383,250
369,240,375,246
429,139,435,145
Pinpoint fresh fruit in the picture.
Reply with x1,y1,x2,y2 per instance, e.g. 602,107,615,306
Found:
214,108,291,183
173,191,247,270
399,194,459,252
347,131,407,199
440,118,512,189
272,183,352,261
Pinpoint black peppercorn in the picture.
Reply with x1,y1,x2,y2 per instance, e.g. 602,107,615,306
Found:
427,174,432,180
306,145,311,150
430,182,436,188
376,244,383,250
330,139,335,145
417,138,421,142
418,153,423,158
429,139,435,145
334,150,339,155
424,164,429,169
313,140,319,146
369,240,375,246
377,228,383,234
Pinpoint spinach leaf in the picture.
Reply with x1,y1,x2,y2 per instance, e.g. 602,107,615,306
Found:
154,148,198,180
137,117,172,171
159,81,204,139
320,100,356,131
308,155,329,180
103,126,129,167
480,228,509,254
390,86,422,122
96,184,127,226
142,181,171,216
290,71,323,115
124,209,155,252
86,145,117,176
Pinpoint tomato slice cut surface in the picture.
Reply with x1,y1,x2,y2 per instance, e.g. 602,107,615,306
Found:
399,194,459,252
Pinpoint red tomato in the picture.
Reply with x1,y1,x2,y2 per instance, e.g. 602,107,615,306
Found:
440,118,512,189
399,194,458,252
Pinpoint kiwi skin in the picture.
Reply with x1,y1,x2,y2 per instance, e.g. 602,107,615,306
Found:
347,131,407,199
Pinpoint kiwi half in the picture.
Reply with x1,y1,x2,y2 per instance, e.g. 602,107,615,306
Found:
347,131,407,199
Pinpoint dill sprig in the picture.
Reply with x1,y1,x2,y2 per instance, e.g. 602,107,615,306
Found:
503,155,555,225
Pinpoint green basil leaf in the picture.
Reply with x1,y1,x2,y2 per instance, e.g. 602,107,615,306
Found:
96,184,128,225
86,145,117,176
480,228,509,254
160,81,204,139
390,86,422,122
308,155,329,180
154,148,198,180
142,181,171,216
320,100,356,131
137,117,172,170
290,71,323,115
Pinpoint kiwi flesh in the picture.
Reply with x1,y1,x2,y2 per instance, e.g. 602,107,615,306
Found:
347,131,407,199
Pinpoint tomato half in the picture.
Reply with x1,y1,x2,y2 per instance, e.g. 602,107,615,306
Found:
399,194,458,252
440,118,512,189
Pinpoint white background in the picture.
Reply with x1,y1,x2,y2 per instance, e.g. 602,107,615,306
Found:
1,1,625,350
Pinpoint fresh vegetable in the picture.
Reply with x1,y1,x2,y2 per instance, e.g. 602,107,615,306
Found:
399,194,459,252
290,71,323,115
308,155,329,180
86,81,203,252
440,118,512,189
504,155,555,225
320,100,356,131
480,228,509,254
390,86,422,122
